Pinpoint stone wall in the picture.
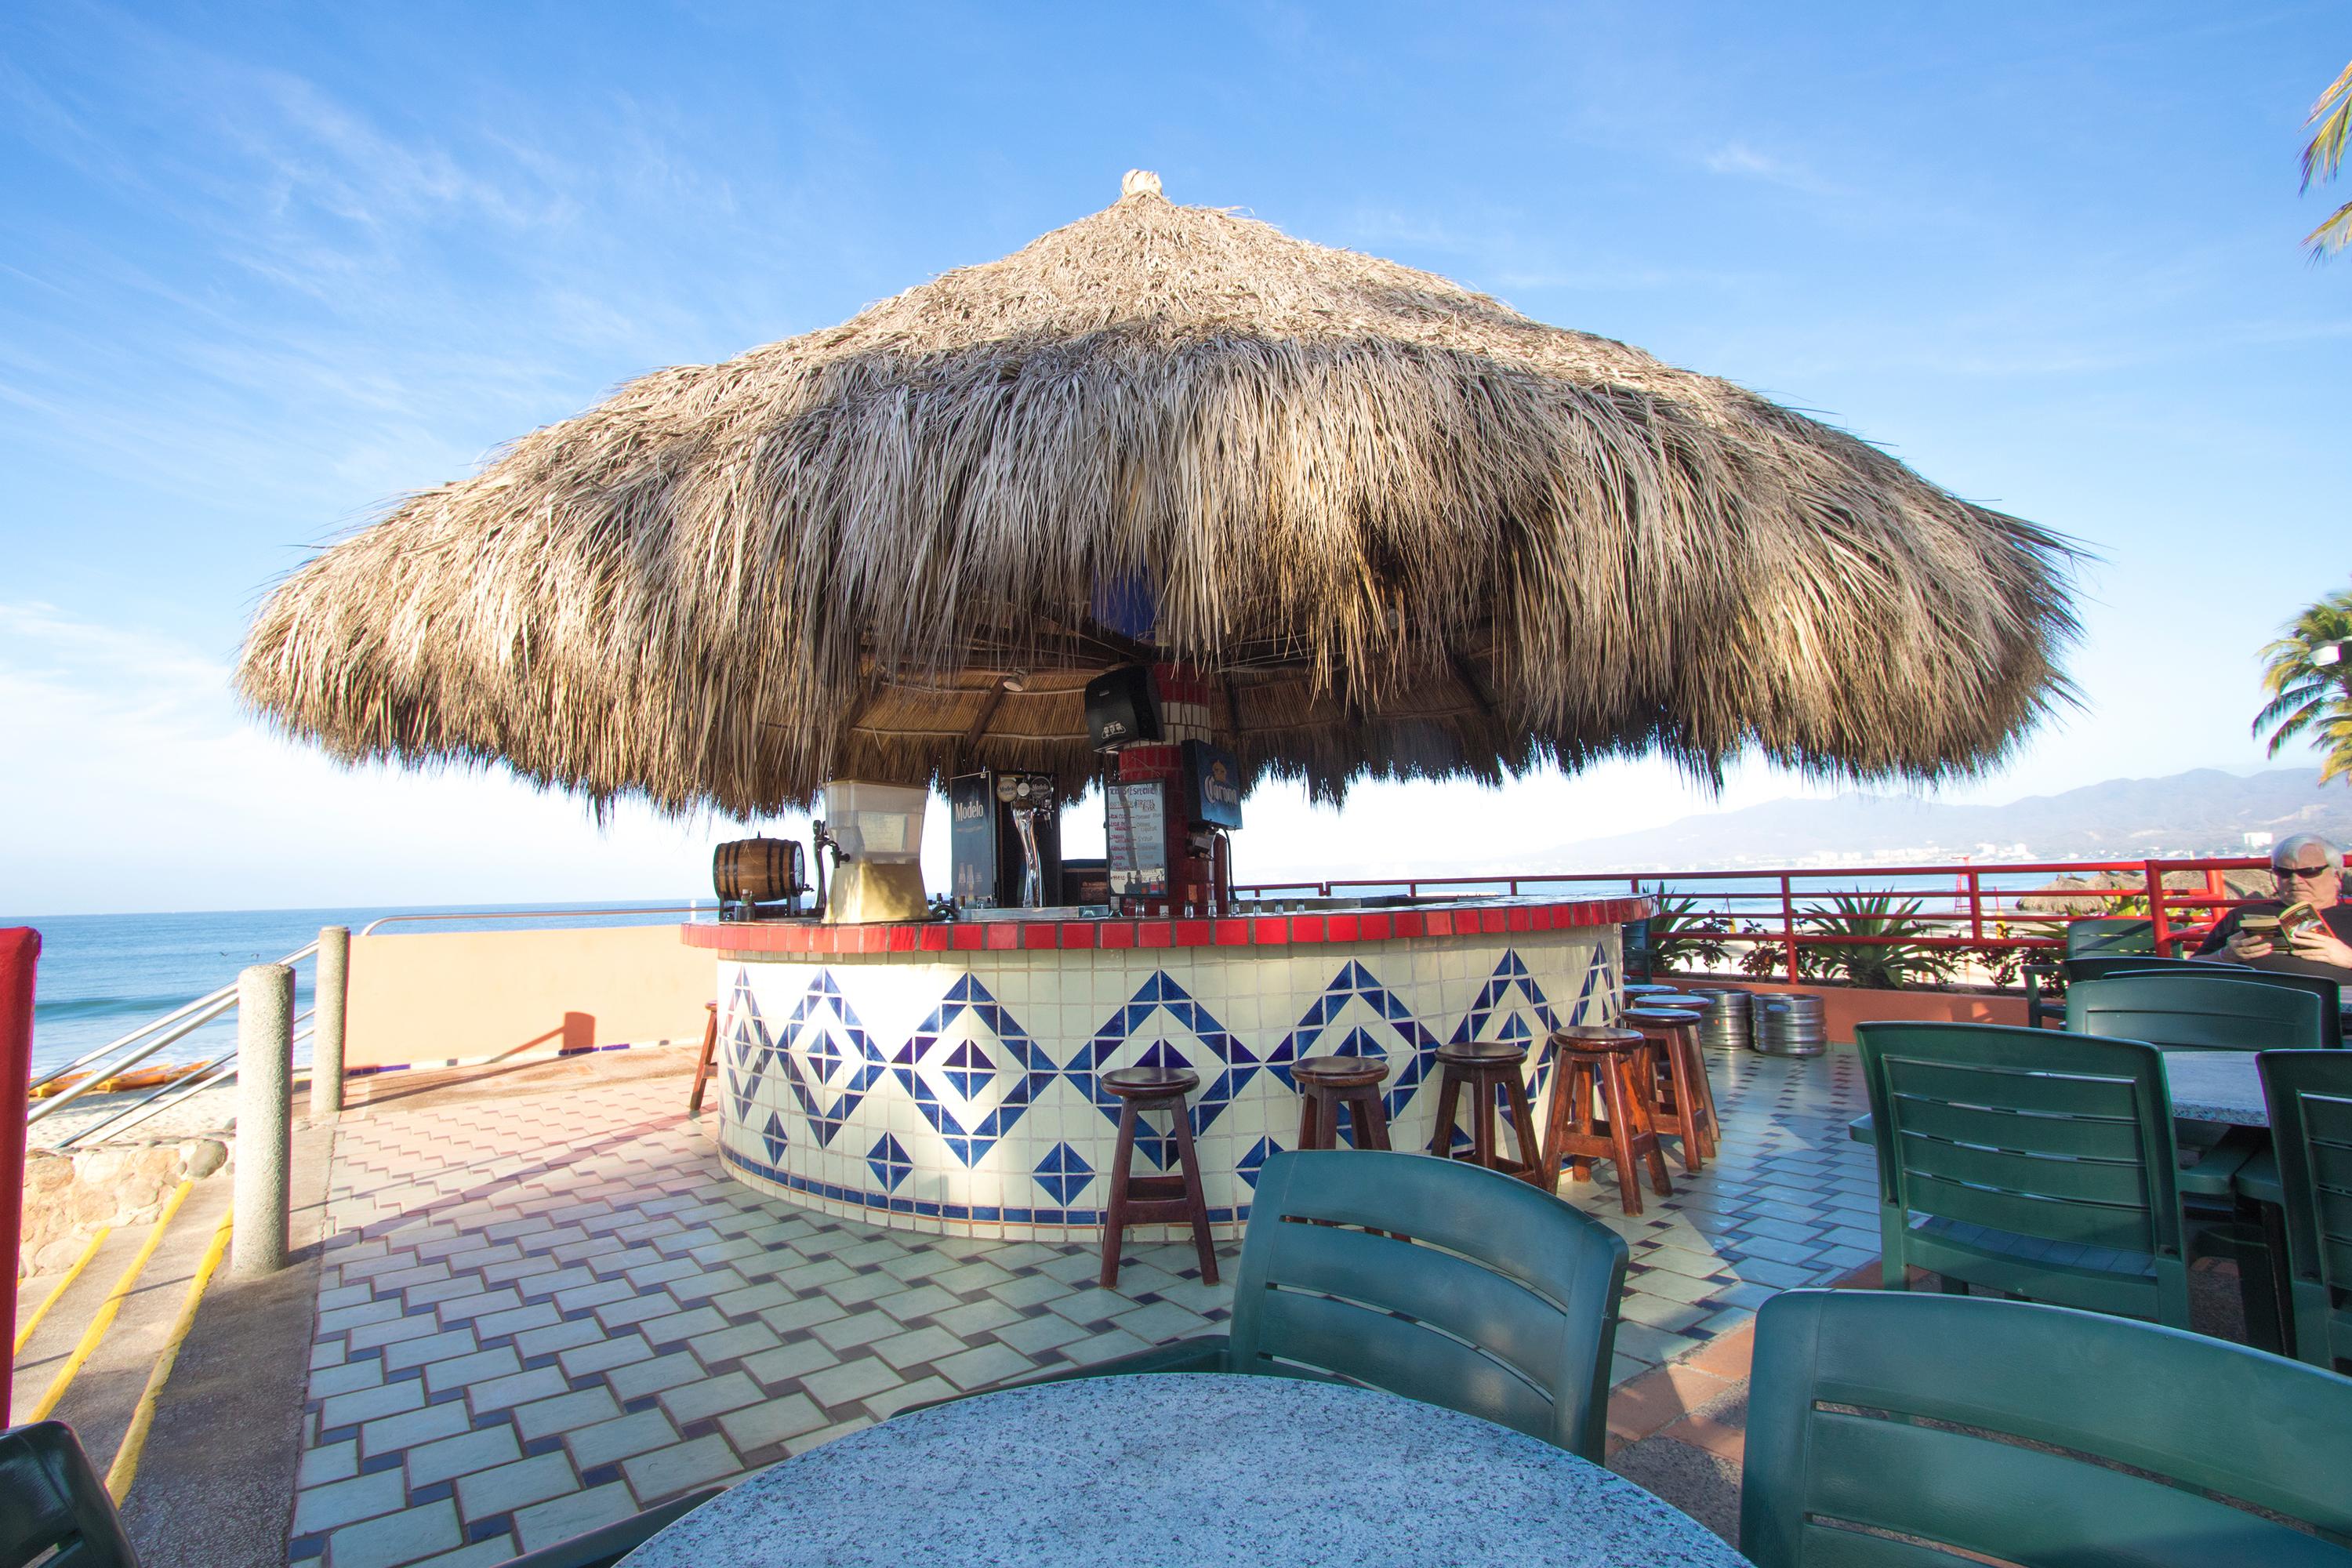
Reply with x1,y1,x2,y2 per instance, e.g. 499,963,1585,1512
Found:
18,1138,230,1278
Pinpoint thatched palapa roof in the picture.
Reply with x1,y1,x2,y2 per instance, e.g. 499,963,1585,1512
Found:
238,170,2077,816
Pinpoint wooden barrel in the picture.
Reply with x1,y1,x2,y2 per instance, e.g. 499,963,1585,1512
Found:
713,837,806,904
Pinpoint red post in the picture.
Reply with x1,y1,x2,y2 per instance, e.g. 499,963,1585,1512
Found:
1780,874,1800,984
1,926,40,1426
1966,870,1984,944
2144,859,2172,956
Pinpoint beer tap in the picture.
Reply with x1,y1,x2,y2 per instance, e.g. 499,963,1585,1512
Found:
810,818,844,916
995,775,1057,909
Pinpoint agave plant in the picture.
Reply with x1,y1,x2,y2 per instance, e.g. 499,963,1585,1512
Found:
1796,892,1958,990
1643,892,1732,975
2252,584,2352,785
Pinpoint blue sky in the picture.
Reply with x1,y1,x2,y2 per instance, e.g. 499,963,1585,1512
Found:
2,2,2347,913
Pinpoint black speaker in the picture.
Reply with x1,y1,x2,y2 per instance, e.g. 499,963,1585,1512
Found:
1083,665,1161,749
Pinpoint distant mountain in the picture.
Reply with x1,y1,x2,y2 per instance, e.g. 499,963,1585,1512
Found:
1530,768,2352,872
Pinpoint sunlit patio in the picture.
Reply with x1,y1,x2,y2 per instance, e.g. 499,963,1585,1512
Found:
281,1041,1876,1564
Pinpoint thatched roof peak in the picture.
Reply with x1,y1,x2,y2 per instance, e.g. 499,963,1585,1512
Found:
237,172,2078,818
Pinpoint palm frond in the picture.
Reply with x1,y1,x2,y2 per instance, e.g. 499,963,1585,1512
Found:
2307,198,2352,257
2252,692,2324,740
2304,60,2352,191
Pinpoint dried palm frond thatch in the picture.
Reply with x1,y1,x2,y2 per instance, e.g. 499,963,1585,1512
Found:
237,170,2078,817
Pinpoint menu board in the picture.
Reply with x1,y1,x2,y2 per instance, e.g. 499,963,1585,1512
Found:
1105,780,1169,898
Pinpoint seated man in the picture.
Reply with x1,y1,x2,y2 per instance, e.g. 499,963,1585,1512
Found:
2194,833,2352,980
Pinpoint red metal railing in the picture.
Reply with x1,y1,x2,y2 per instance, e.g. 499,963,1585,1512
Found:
2,926,41,1425
1236,856,2271,983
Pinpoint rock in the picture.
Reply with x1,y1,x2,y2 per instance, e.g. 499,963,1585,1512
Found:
70,1183,118,1227
30,1236,87,1276
180,1138,228,1180
77,1147,129,1190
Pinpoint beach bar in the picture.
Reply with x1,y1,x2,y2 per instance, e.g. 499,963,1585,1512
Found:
236,169,2076,1244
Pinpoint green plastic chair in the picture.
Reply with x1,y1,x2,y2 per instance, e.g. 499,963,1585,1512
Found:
0,1419,717,1568
931,1149,1628,1459
2258,1049,2352,1372
2095,967,2342,1050
0,1422,132,1568
1740,1289,2352,1568
2034,954,2251,1030
2066,974,2325,1053
1854,1022,2199,1326
2060,952,2248,985
2063,916,2155,957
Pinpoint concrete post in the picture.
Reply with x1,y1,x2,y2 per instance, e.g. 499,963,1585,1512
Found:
310,926,350,1117
232,963,294,1278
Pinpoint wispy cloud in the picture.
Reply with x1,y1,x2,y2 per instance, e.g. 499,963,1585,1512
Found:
1701,141,1845,196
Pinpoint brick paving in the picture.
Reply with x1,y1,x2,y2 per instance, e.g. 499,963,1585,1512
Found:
287,1043,1871,1566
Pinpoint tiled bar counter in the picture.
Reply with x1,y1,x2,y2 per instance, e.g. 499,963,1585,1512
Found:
682,898,1648,1240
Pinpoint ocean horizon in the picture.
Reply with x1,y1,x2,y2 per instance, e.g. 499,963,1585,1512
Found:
7,901,706,1080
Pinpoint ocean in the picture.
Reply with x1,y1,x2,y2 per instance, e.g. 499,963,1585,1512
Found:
3,902,702,1081
4,869,2122,1084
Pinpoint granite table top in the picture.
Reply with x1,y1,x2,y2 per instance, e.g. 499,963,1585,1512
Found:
2163,1050,2267,1126
617,1373,1755,1568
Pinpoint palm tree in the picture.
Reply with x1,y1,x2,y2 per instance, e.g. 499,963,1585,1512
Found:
2253,585,2352,784
2306,60,2352,256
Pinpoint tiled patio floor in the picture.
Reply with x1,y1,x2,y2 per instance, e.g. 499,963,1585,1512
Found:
289,1043,1871,1567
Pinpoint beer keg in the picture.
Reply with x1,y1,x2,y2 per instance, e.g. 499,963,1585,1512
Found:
713,837,808,916
1755,994,1828,1057
1682,985,1753,1052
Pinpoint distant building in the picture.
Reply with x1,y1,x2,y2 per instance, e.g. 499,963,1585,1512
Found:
2244,831,2275,851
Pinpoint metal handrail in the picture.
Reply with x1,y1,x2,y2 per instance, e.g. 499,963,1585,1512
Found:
50,1015,314,1150
1233,855,2276,979
26,941,320,1123
358,906,700,936
25,939,314,1094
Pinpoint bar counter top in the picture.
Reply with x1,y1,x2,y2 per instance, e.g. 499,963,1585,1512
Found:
682,895,1650,958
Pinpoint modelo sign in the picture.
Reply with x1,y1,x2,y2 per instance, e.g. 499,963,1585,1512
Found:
1182,740,1243,829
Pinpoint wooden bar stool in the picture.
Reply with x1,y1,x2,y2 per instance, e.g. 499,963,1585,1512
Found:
1541,1025,1673,1216
1098,1065,1219,1289
1426,1040,1544,1185
1294,1055,1393,1151
1640,1000,1724,1145
1624,1005,1719,1171
688,1001,719,1115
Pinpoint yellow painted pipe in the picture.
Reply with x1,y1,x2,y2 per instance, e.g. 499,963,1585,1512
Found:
13,1225,112,1355
105,1204,233,1502
26,1180,194,1422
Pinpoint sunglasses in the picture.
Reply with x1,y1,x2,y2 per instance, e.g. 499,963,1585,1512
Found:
2272,863,2335,880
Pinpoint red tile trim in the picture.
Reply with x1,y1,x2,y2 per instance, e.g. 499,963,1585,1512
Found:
674,895,1655,956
